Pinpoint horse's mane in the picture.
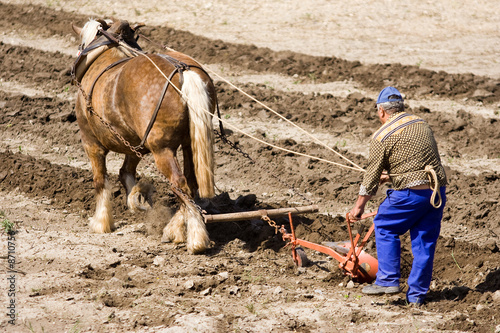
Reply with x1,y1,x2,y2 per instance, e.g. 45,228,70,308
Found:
80,20,102,49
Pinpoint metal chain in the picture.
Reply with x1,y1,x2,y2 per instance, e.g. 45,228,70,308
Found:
261,215,279,234
74,80,144,158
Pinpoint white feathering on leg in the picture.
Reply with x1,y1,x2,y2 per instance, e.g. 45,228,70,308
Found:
89,179,114,233
162,205,187,243
185,204,210,254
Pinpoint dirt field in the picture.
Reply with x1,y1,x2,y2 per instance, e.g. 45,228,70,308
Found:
0,1,499,332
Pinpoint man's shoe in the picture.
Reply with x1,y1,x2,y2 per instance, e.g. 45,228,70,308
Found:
407,301,424,308
362,284,400,295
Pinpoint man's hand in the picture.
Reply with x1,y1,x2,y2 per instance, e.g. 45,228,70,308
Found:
348,207,363,222
348,195,372,223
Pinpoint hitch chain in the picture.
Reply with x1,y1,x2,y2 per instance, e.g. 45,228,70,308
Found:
74,81,145,158
261,215,279,234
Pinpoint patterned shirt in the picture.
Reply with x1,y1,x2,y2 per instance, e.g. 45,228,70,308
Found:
360,112,448,196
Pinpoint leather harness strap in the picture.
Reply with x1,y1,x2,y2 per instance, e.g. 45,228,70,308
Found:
84,55,188,150
173,62,225,137
138,61,185,149
71,32,123,83
75,27,223,152
85,57,132,108
137,54,225,149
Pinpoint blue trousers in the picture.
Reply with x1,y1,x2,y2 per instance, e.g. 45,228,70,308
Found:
374,187,446,303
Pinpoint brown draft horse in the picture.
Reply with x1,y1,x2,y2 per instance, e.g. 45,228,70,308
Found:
72,19,216,254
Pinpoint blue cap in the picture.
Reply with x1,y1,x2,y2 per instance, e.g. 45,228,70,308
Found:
376,87,403,104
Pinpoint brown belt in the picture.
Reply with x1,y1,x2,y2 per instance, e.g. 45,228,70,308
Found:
409,184,431,190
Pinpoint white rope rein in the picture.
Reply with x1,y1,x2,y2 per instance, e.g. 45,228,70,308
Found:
141,53,364,172
204,69,365,172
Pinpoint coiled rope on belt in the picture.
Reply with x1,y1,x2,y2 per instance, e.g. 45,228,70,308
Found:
388,165,442,208
424,165,443,208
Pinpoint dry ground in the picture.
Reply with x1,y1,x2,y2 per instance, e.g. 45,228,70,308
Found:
0,1,499,332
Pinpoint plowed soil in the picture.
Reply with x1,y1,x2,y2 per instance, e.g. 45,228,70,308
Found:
0,1,499,332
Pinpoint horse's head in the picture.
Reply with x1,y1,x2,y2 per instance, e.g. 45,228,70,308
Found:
71,18,146,82
72,18,145,51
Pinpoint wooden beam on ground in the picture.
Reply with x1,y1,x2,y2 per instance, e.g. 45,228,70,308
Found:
203,205,319,223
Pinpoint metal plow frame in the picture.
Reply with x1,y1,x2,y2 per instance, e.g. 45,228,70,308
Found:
281,212,378,283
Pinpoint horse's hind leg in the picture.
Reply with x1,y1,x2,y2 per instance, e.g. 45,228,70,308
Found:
154,148,210,254
162,204,187,244
155,148,188,244
86,145,114,233
119,154,155,212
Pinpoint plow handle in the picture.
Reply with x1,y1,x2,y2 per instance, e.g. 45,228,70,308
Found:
346,211,378,223
343,211,377,278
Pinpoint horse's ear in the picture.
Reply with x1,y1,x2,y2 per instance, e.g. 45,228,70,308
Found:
131,22,145,31
72,23,82,36
95,19,110,30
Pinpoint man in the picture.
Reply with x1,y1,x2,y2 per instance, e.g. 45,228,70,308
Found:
349,86,447,306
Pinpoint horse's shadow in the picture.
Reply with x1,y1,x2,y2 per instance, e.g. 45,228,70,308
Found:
204,192,317,254
142,191,316,255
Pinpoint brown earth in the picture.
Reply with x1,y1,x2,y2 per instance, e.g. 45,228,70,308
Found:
0,1,499,333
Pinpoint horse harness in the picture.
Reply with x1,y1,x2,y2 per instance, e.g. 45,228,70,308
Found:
71,28,217,152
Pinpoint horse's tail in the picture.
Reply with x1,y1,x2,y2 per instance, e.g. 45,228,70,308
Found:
182,70,215,198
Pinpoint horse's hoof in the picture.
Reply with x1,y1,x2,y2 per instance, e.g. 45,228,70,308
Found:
128,183,156,212
131,192,152,212
187,242,208,254
161,233,173,243
161,227,185,244
89,217,114,233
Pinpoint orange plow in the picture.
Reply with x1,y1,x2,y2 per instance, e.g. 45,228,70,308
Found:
281,212,378,283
